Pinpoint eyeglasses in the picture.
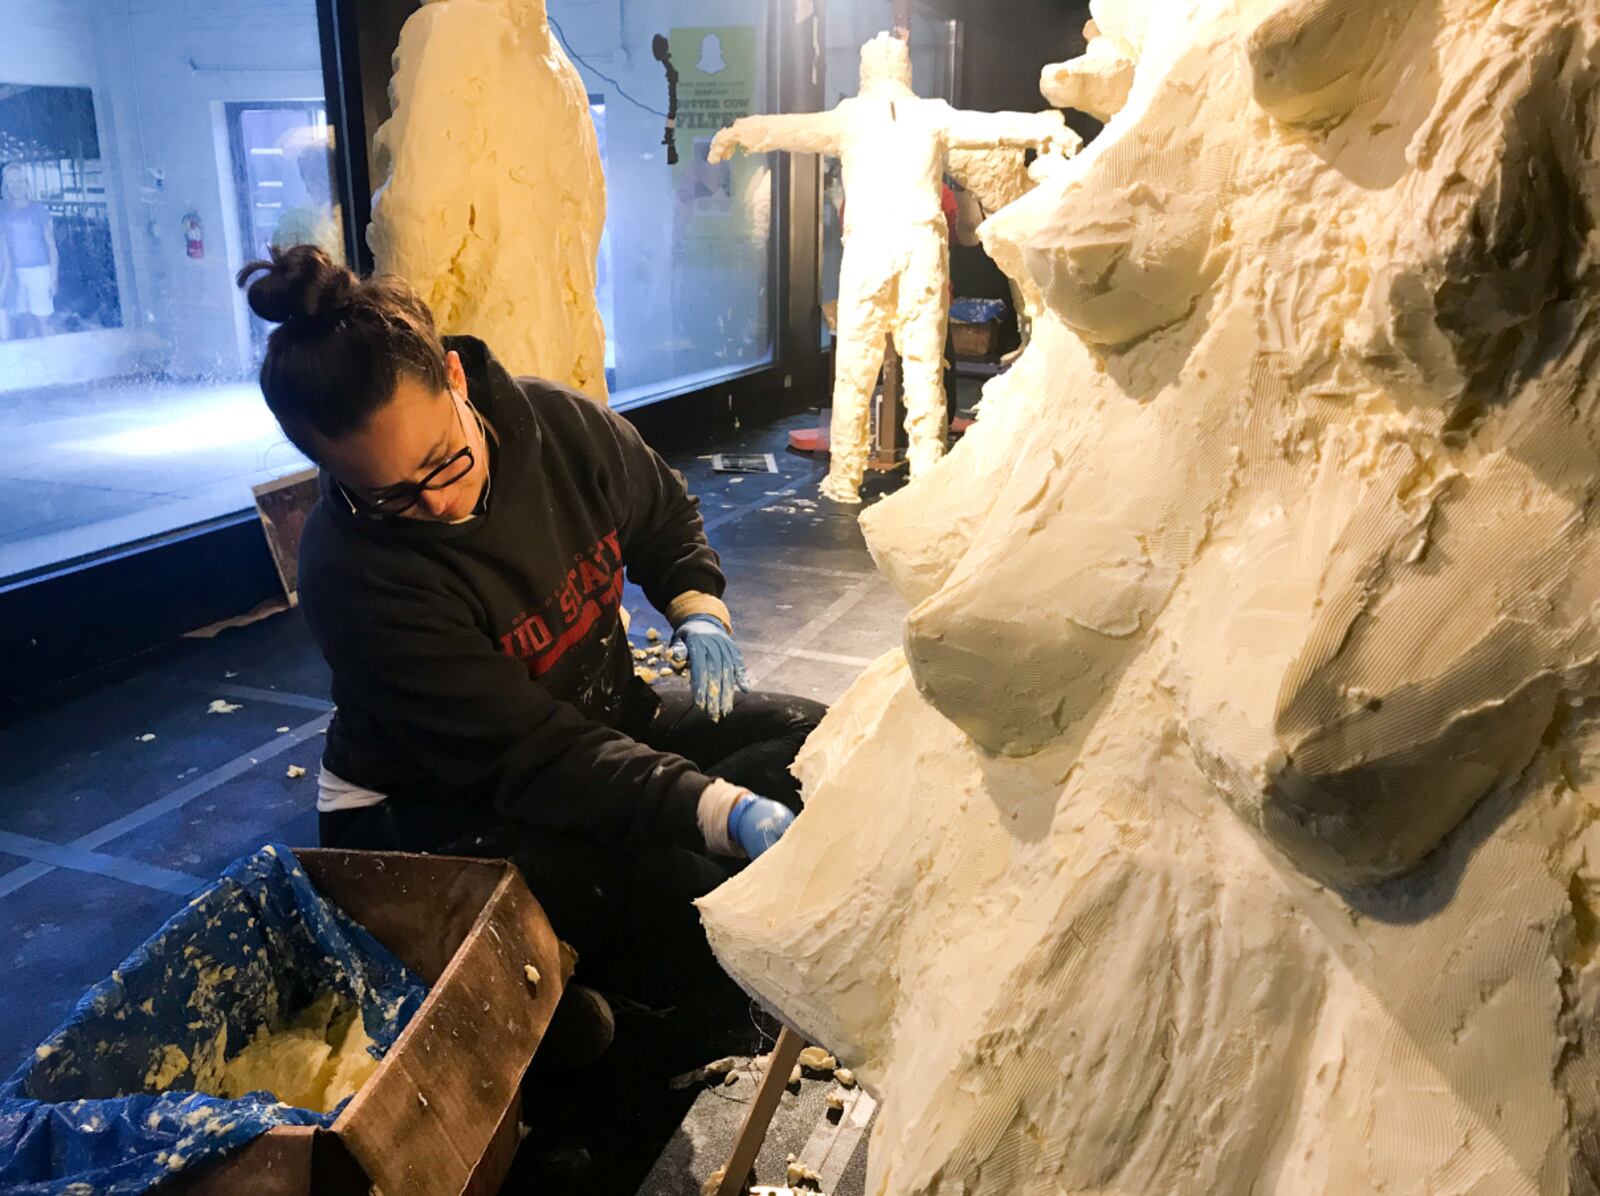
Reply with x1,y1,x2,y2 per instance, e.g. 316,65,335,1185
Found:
351,393,477,518
360,444,475,517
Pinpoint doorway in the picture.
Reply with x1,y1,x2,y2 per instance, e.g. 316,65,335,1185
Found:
224,101,341,353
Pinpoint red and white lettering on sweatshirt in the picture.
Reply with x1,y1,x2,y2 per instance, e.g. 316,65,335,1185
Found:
498,530,625,677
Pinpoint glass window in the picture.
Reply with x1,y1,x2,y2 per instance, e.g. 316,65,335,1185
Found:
547,0,777,410
0,0,337,584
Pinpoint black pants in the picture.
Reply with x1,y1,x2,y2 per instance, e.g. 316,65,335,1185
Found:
321,685,825,1015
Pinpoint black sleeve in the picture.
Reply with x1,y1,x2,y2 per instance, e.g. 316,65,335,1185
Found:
581,399,726,612
304,554,714,850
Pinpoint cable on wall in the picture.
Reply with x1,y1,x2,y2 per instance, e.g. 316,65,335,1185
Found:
548,14,670,120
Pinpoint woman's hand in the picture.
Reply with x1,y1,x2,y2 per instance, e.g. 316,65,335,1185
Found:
728,795,796,859
670,614,749,720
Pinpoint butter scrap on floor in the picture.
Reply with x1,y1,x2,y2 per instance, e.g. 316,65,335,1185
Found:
797,1046,836,1073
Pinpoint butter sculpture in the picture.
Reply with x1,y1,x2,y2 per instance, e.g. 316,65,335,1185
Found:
700,0,1600,1191
710,34,1072,503
369,0,609,400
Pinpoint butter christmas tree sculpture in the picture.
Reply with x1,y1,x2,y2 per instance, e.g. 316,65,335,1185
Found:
700,0,1600,1191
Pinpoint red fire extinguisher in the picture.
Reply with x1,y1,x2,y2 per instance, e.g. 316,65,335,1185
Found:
182,210,204,260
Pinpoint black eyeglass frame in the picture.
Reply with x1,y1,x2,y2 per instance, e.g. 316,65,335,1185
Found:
341,388,486,519
353,443,476,517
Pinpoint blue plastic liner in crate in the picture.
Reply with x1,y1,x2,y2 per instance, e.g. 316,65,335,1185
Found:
0,843,428,1195
949,297,1008,325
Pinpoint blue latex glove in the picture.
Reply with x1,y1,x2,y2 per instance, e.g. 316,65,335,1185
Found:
671,614,750,720
728,795,796,859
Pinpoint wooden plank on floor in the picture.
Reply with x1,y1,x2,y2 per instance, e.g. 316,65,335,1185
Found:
716,1027,806,1196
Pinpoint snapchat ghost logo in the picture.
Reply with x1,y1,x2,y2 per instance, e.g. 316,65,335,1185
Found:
695,32,726,76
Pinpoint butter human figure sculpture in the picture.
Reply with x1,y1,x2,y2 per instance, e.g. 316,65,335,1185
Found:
368,0,609,401
701,0,1600,1193
710,33,1071,503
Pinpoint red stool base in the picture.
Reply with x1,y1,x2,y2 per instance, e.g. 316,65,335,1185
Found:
789,427,829,454
789,419,973,458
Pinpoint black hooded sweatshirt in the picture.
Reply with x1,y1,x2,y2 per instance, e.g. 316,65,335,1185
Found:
298,337,726,849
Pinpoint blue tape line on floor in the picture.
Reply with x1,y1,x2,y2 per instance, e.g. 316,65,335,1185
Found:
74,712,331,853
0,711,331,900
0,861,51,898
702,465,824,534
0,830,206,896
175,681,334,713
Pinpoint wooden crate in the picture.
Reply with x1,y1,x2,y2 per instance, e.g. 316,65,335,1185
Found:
951,319,1003,360
175,850,571,1196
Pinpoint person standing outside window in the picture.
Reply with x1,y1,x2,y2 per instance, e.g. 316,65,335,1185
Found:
0,164,58,339
270,129,344,263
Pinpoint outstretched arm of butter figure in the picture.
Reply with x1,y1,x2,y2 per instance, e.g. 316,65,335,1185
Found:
941,106,1077,155
708,110,846,164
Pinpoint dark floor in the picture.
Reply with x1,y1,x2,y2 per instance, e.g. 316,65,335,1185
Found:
0,403,930,1193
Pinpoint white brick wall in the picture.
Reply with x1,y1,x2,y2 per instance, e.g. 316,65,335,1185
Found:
1,0,100,88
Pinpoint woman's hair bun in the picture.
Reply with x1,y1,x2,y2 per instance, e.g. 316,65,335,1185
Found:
236,245,358,327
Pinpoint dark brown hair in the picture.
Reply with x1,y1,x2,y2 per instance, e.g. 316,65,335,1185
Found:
236,246,446,457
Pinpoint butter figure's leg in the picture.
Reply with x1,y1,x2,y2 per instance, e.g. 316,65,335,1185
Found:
897,228,952,479
823,240,898,504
